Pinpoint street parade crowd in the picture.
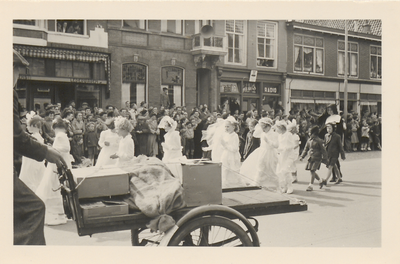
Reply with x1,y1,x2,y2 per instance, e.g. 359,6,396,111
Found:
13,48,383,246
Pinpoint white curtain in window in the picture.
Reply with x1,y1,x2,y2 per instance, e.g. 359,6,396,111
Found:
173,85,182,106
350,53,357,76
294,46,302,71
338,52,345,75
136,83,146,104
316,49,323,73
122,83,130,103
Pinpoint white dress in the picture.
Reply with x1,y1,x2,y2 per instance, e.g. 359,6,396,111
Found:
276,131,296,192
220,131,245,188
116,134,135,167
240,129,279,189
36,131,72,224
289,133,300,173
19,132,46,192
95,129,120,168
162,130,185,182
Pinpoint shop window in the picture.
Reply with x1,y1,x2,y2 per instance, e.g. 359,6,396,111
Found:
73,62,90,79
370,45,382,79
122,63,147,105
55,61,73,77
76,85,100,109
26,58,45,76
161,20,183,34
338,41,358,77
294,35,324,73
123,20,147,30
161,66,184,107
53,20,85,35
225,20,246,64
257,21,277,68
220,81,240,93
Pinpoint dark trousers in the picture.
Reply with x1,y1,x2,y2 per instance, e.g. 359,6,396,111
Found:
14,175,46,245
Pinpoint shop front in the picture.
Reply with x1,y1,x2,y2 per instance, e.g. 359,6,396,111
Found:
13,45,110,113
219,80,282,115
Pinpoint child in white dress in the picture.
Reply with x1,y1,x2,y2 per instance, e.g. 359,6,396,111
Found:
36,117,72,225
19,113,46,192
240,117,280,191
220,116,245,188
95,118,120,168
110,116,135,167
275,120,295,194
287,119,300,183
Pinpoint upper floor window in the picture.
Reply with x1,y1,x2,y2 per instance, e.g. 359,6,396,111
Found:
225,20,246,64
257,21,277,68
370,45,381,79
294,35,324,74
54,20,85,35
123,20,147,30
194,20,214,34
161,20,183,34
14,20,36,26
338,40,358,77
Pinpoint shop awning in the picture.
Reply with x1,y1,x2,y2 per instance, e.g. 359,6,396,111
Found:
360,101,378,106
315,99,336,104
290,99,315,103
13,45,111,92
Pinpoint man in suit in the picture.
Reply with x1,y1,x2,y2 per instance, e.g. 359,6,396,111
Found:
13,49,67,245
319,123,345,188
160,87,170,109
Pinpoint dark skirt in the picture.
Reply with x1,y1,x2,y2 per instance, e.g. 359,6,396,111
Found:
327,156,338,167
305,158,322,171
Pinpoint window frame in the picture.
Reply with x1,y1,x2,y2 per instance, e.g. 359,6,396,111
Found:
337,40,359,78
293,34,325,75
160,66,185,107
121,63,148,105
161,20,185,35
52,20,87,36
224,20,247,66
122,20,148,31
256,21,278,69
370,45,382,80
13,20,47,30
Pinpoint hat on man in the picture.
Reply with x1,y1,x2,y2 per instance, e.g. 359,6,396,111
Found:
13,49,29,67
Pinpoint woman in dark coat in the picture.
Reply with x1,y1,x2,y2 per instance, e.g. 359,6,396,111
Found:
316,104,345,182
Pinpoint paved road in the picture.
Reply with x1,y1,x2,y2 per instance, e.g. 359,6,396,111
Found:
43,151,381,247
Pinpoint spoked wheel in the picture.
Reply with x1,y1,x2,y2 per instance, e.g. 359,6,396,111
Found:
131,228,165,246
168,215,253,246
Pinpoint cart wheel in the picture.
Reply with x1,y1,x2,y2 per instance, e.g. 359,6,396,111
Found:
168,215,253,246
131,228,165,246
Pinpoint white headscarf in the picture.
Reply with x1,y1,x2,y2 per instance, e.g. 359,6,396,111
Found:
158,116,177,131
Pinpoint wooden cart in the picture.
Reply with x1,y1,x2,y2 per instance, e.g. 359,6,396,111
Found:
57,164,307,247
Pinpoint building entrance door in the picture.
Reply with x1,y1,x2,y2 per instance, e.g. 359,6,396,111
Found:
242,97,258,114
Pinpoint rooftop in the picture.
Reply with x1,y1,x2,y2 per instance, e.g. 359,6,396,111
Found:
294,20,382,37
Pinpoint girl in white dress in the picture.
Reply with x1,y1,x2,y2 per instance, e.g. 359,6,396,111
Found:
158,116,185,181
240,118,280,191
275,120,295,194
110,116,135,167
36,117,72,225
19,113,46,192
287,119,300,183
95,118,120,168
220,116,245,188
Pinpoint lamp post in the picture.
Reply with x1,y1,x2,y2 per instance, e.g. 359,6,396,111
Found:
344,20,349,122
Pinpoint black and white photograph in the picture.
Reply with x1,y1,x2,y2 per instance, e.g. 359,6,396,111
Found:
3,1,400,264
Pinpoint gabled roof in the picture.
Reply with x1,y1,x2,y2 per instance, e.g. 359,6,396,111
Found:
294,20,382,37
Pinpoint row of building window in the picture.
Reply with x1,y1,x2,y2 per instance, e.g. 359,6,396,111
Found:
14,20,381,79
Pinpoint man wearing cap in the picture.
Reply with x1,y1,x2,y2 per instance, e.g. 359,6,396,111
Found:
13,49,67,245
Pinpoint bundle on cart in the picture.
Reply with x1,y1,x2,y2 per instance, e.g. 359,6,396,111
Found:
120,156,186,233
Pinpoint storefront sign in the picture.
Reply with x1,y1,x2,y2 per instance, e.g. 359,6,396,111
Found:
243,83,258,94
263,85,279,94
18,75,107,85
220,82,239,93
249,70,258,82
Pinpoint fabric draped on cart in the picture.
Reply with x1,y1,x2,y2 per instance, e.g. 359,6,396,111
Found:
121,155,185,233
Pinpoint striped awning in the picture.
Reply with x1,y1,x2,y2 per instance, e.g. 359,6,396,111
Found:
13,45,111,92
290,99,315,104
360,101,378,106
